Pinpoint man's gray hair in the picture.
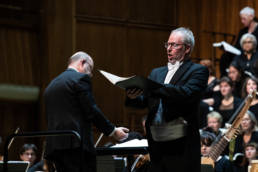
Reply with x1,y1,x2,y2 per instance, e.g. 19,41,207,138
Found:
240,33,257,50
240,6,255,16
69,51,91,64
171,27,195,54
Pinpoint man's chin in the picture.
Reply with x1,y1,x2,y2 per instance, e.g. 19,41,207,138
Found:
168,58,176,63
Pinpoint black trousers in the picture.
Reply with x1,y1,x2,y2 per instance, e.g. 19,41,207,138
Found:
46,148,96,172
150,154,186,172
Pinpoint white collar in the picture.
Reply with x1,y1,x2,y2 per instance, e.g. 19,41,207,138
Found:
216,156,222,162
167,61,182,71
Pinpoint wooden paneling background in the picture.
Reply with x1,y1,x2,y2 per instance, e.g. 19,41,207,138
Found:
0,0,258,159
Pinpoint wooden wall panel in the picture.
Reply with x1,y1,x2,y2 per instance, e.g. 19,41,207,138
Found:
125,28,169,76
0,26,41,158
76,0,128,19
0,28,40,85
2,0,258,155
76,22,127,125
40,0,76,82
128,0,176,25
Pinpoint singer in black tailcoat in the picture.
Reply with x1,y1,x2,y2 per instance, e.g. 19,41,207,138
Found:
126,28,209,172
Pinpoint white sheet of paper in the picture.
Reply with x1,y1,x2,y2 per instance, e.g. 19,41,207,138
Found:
99,70,134,85
213,41,241,55
111,139,148,148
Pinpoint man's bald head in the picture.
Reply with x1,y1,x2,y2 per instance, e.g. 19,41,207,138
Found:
68,51,94,77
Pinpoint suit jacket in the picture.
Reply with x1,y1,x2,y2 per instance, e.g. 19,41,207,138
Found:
126,59,209,171
44,69,115,156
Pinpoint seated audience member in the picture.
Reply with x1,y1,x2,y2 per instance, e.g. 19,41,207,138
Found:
201,130,233,172
213,77,242,126
241,77,258,119
234,111,258,156
233,33,258,76
220,7,258,77
228,61,244,98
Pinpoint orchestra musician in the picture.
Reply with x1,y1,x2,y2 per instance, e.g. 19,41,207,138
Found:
19,144,39,171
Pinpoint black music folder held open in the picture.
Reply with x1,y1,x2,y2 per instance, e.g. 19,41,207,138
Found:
99,70,162,91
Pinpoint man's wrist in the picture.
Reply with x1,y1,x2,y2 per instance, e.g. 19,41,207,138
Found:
109,127,116,136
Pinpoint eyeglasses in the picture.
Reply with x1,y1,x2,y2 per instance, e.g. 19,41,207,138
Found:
243,41,253,44
23,152,36,156
164,42,185,49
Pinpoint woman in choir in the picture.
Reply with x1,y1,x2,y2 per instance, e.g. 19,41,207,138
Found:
233,33,258,76
220,6,258,77
206,111,224,136
233,142,258,172
235,7,258,50
212,77,242,127
234,111,258,155
241,77,258,119
227,61,244,98
244,142,257,164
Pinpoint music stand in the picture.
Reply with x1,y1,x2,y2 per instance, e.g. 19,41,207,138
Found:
2,130,81,172
0,161,29,172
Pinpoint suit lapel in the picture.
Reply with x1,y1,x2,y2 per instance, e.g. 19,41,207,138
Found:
169,59,192,84
157,67,168,83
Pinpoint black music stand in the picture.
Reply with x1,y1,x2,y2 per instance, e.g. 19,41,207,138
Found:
0,161,29,172
2,130,81,172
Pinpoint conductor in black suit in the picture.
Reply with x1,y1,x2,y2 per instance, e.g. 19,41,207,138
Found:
126,27,209,172
44,51,129,172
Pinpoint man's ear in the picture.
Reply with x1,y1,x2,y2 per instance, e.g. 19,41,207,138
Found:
81,59,86,65
185,46,191,54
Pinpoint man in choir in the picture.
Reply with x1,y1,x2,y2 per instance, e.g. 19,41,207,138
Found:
44,51,129,172
125,27,209,172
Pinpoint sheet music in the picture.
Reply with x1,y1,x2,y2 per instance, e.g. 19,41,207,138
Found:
111,139,148,148
99,70,135,85
213,41,241,55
